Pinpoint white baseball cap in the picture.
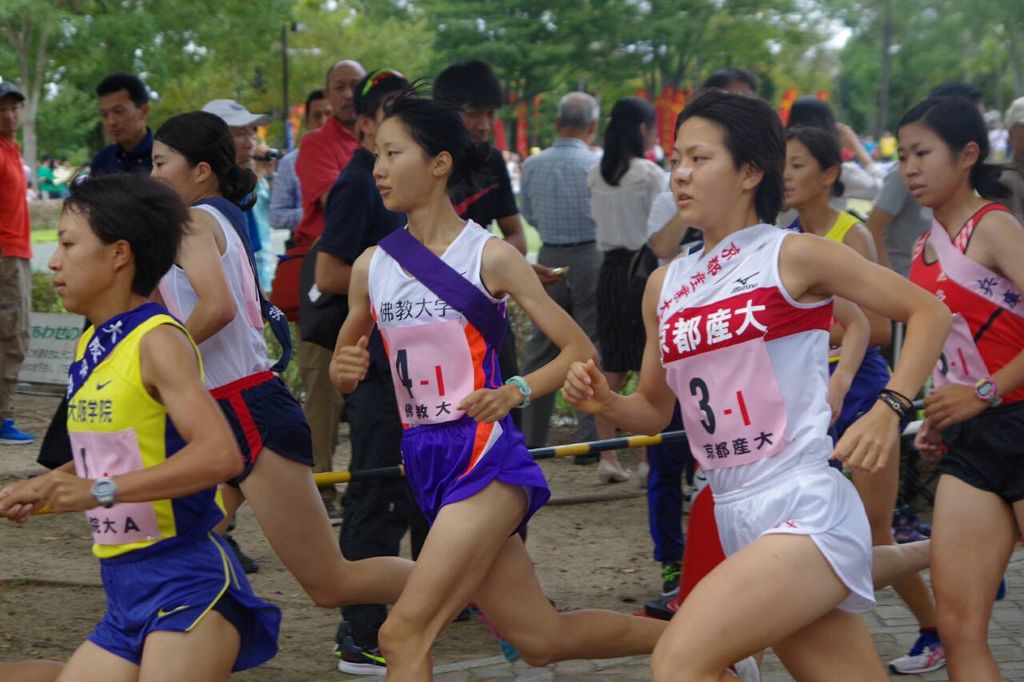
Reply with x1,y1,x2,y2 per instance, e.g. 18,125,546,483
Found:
1006,97,1024,130
202,99,271,127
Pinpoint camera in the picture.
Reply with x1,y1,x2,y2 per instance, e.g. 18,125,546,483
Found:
253,148,283,161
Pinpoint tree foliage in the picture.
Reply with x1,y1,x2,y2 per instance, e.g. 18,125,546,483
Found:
0,0,1020,168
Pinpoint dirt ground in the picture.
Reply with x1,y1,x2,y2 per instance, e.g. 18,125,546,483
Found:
0,393,664,680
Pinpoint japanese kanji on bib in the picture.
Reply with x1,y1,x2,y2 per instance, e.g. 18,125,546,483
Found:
658,224,835,493
369,222,507,427
910,204,1024,404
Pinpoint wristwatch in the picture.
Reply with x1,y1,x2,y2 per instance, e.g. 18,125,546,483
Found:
504,375,532,407
974,377,1002,408
91,477,117,508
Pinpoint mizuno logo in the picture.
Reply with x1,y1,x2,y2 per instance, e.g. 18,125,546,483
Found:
730,272,759,294
735,273,759,286
157,604,191,618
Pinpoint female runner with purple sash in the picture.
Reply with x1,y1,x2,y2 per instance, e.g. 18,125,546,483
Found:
330,90,667,680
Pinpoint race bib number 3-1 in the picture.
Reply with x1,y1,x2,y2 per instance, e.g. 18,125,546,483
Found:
70,429,162,546
383,320,475,425
667,339,788,469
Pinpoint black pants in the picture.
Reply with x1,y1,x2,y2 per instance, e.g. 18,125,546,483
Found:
340,371,429,648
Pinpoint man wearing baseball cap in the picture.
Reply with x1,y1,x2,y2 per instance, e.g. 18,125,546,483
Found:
0,81,34,444
1001,96,1024,223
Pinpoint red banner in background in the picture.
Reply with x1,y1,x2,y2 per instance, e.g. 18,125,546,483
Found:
655,86,689,153
778,86,798,126
493,116,508,151
515,101,529,159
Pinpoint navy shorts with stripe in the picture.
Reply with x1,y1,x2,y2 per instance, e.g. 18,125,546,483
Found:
211,371,313,486
89,533,281,671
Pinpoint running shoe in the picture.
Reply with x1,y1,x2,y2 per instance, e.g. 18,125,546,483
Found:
597,459,630,483
730,655,762,682
0,418,34,444
661,560,682,598
336,637,386,675
888,630,945,674
636,461,650,488
223,533,260,574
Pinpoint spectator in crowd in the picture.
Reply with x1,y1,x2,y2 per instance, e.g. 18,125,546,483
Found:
0,81,34,444
434,59,528,255
1000,96,1024,223
519,92,602,456
588,96,665,483
269,89,331,233
90,73,153,175
701,67,758,98
36,156,62,199
252,141,277,289
294,60,366,248
434,59,560,432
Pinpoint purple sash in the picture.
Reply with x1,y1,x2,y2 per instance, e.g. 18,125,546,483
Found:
377,227,506,350
67,303,165,401
929,219,1024,317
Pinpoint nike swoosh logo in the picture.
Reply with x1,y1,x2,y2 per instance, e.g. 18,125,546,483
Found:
96,381,112,390
157,605,191,618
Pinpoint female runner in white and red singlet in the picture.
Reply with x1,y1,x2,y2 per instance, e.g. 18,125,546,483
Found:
901,95,1024,682
150,112,414,613
330,91,667,680
565,89,951,681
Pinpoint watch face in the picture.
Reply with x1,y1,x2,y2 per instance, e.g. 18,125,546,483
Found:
977,381,996,399
92,479,115,499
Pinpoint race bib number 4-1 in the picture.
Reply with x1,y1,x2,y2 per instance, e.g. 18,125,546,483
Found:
667,339,788,469
70,429,162,546
382,320,475,425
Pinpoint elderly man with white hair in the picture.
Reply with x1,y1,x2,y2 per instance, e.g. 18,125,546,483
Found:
519,92,602,453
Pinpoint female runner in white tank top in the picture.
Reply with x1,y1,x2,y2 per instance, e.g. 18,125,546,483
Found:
150,112,414,615
565,90,951,681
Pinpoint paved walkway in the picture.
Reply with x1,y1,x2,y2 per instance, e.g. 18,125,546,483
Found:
425,550,1024,681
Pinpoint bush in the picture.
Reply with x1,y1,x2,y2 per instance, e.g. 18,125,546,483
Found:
31,270,64,313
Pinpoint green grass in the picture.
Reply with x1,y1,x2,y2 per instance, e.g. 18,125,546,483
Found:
32,229,57,244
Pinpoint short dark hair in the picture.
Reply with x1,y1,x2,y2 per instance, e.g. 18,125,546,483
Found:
355,70,409,118
786,126,845,197
433,59,502,110
154,111,258,209
304,89,325,115
599,97,655,186
787,97,836,132
96,73,149,107
63,174,188,296
676,89,785,225
928,82,983,104
702,68,758,95
383,88,490,192
898,96,1009,200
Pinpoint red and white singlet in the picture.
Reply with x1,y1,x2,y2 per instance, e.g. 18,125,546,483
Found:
658,223,834,494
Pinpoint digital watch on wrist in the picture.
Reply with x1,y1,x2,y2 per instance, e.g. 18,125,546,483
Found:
504,375,532,407
975,377,1001,408
91,477,117,508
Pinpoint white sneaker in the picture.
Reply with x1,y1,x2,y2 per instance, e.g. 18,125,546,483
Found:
597,459,630,483
635,461,650,488
888,632,946,674
729,656,761,682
